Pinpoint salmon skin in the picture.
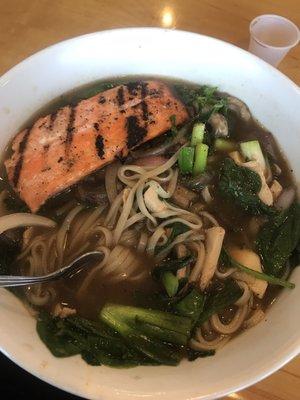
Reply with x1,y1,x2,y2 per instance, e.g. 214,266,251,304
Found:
5,81,188,212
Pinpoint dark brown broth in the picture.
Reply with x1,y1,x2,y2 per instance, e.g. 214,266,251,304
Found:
2,77,296,319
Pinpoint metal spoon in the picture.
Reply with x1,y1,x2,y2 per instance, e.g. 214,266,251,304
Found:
0,251,103,288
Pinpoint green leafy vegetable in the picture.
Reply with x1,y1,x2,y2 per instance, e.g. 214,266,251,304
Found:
162,272,179,297
174,84,227,121
174,288,205,323
37,312,152,367
256,203,300,277
197,279,243,325
222,248,295,289
100,304,192,365
37,313,81,357
219,158,276,215
155,222,190,254
187,348,215,361
153,255,195,280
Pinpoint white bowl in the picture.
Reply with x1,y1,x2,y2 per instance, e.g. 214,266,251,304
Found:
0,28,299,400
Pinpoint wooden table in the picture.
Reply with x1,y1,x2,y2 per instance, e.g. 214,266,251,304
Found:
0,1,299,399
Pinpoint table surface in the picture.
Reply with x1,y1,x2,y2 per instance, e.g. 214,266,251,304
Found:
0,1,299,399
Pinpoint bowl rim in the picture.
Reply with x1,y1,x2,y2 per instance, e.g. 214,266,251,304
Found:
0,27,299,400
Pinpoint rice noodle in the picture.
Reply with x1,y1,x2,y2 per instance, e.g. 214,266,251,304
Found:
0,213,56,235
235,281,252,306
188,242,205,282
137,232,148,253
56,205,83,265
210,304,249,335
19,147,221,309
215,266,236,279
190,329,230,351
104,190,124,228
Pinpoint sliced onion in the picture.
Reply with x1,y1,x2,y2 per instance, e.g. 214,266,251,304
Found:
0,213,56,235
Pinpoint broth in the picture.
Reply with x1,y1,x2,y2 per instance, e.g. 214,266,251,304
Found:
1,77,298,367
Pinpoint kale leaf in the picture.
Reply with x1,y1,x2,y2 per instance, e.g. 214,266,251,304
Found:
256,203,300,277
218,158,276,216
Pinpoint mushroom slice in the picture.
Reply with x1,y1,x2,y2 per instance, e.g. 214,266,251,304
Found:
227,96,251,121
200,226,225,290
208,113,229,137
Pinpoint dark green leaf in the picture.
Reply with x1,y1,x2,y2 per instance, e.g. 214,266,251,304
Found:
223,248,295,289
152,255,195,280
256,203,300,277
155,222,190,254
135,319,188,346
187,348,215,361
197,279,243,326
219,158,276,215
37,312,155,367
174,288,205,324
174,84,227,122
37,313,81,357
161,272,179,297
100,304,189,366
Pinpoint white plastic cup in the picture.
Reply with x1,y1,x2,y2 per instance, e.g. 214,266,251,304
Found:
249,14,300,67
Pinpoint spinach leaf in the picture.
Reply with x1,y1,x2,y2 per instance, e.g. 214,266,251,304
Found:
174,84,227,122
155,222,190,254
222,248,295,289
37,313,81,357
219,158,276,216
256,203,300,277
37,312,153,367
187,348,215,361
174,288,205,324
197,279,243,326
152,255,195,280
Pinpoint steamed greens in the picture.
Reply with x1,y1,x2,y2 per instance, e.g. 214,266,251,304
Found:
218,158,276,215
256,203,300,277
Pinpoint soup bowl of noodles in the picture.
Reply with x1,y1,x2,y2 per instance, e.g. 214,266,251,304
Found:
0,28,299,399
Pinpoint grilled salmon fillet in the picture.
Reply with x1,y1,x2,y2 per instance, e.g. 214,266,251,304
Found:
5,81,188,212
